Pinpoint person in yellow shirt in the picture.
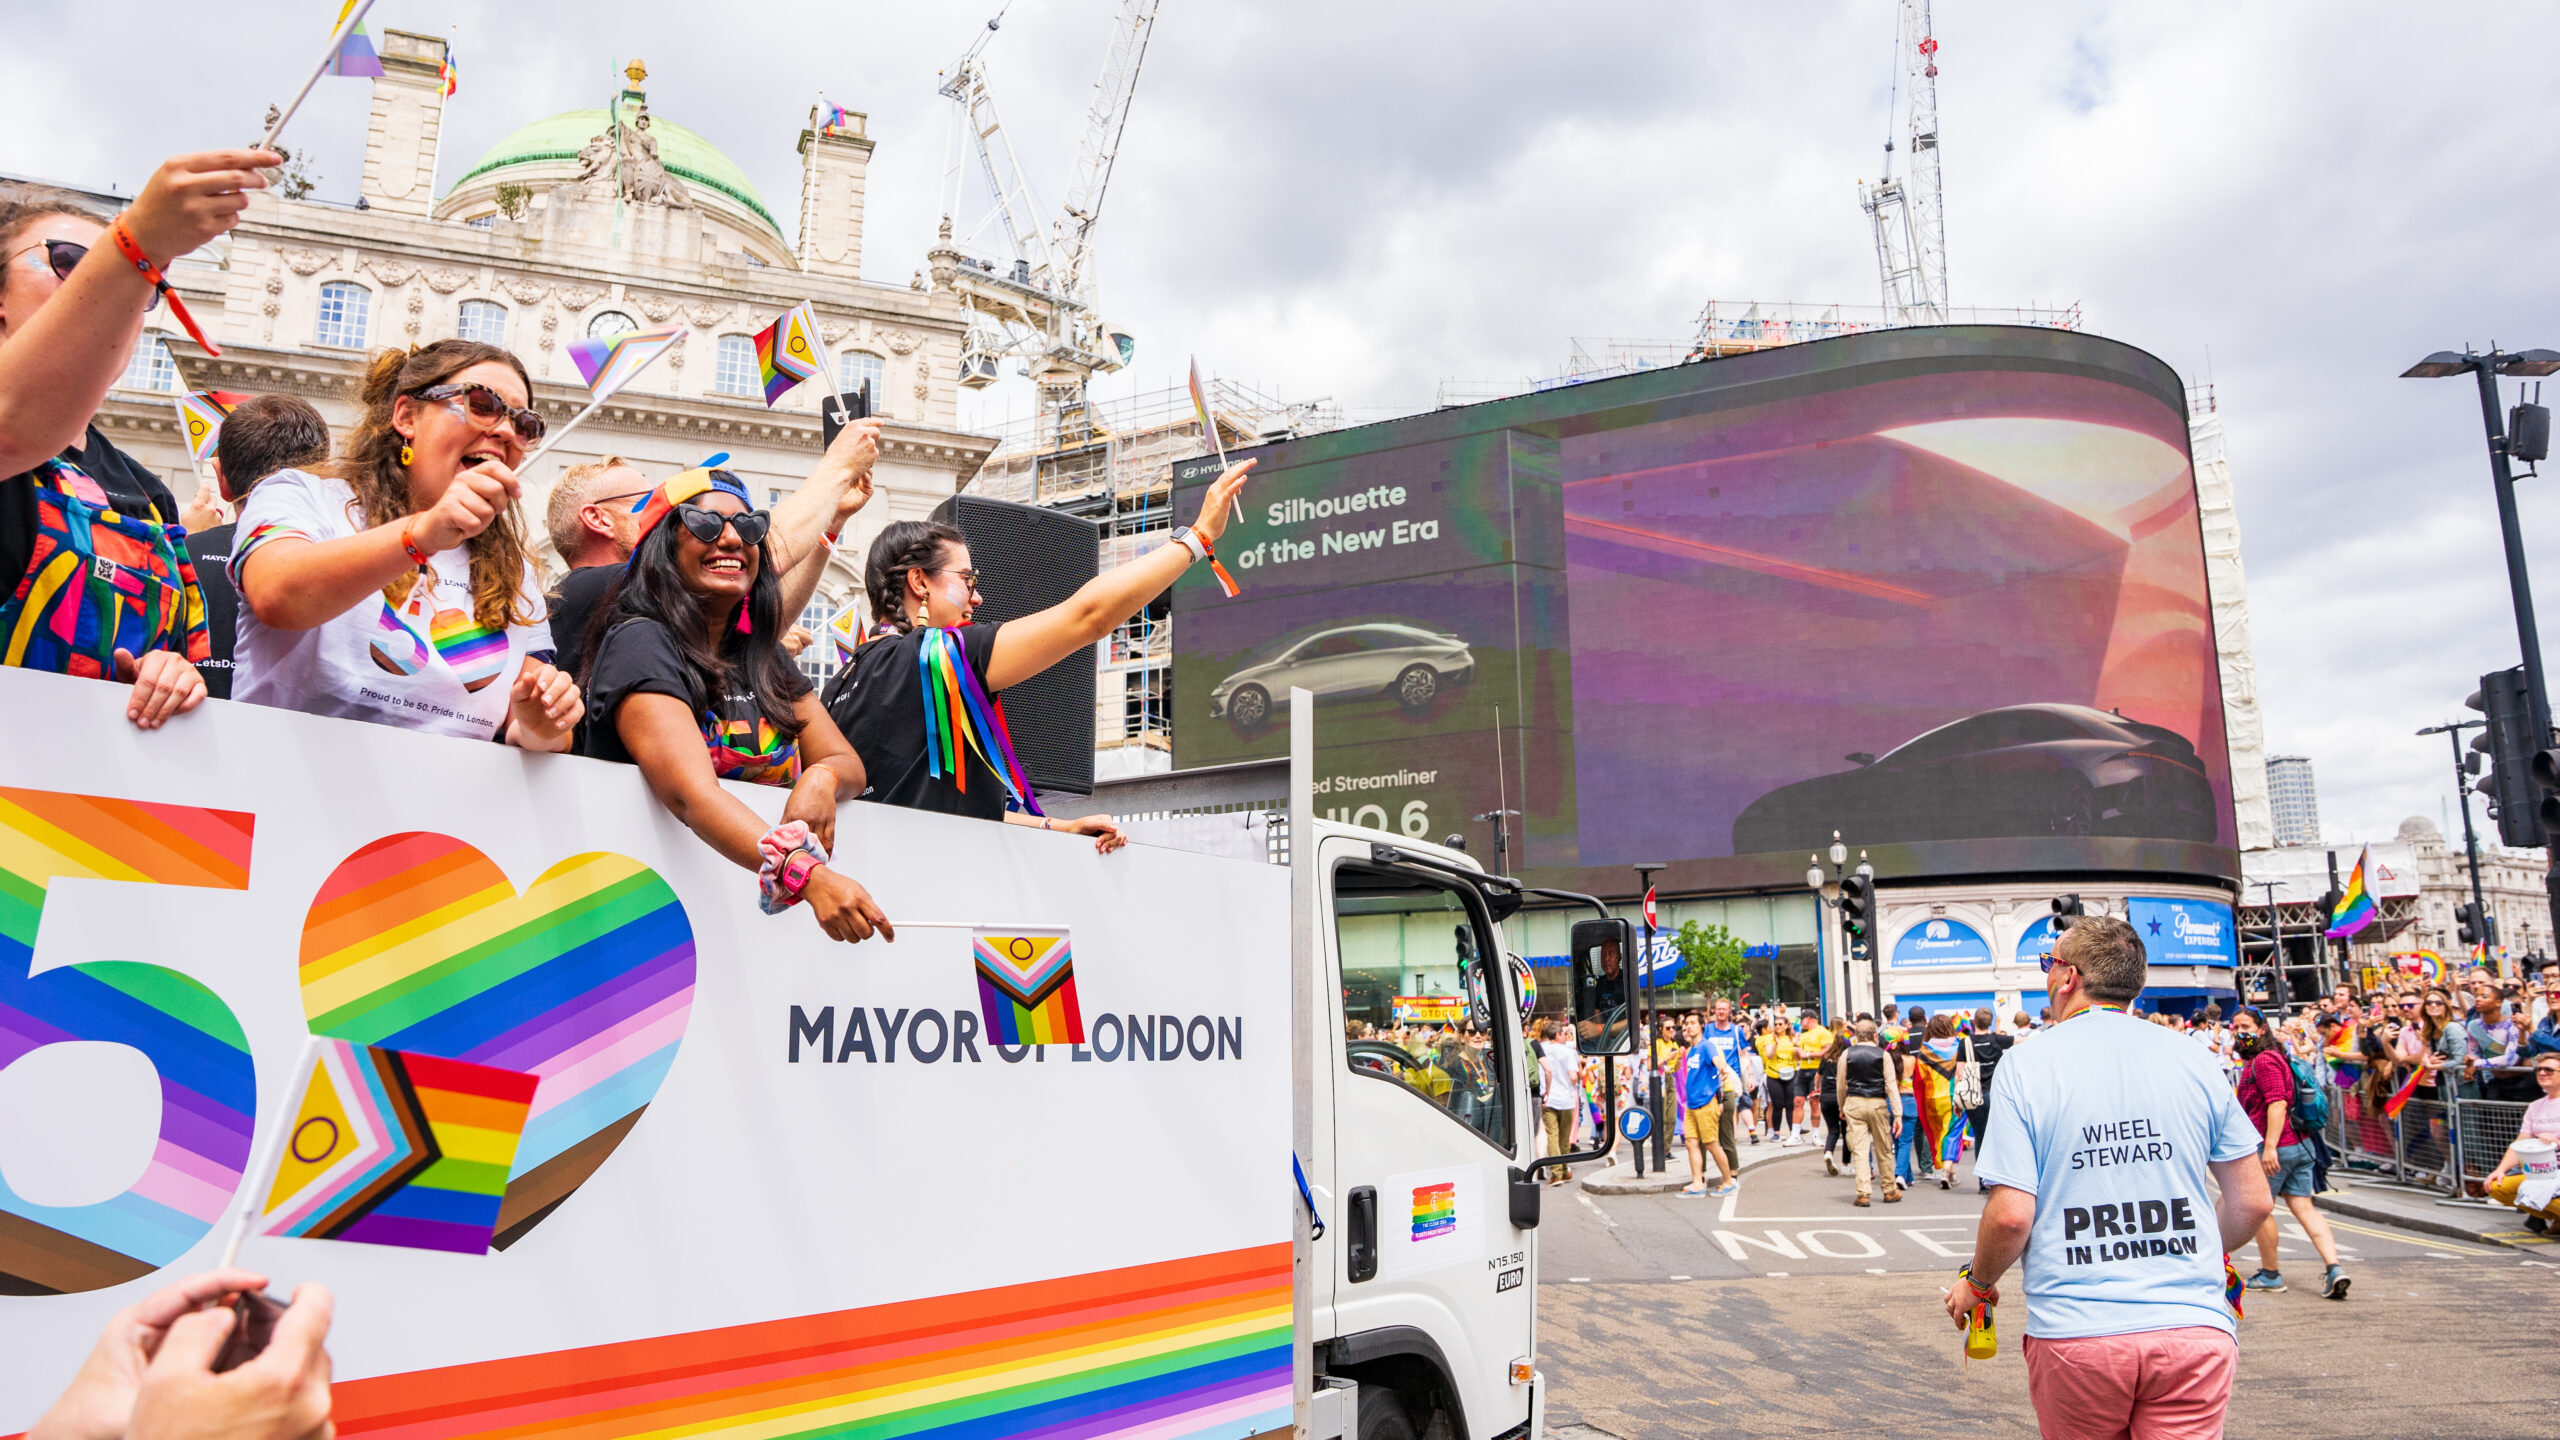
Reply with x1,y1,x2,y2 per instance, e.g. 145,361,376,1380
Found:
1793,1009,1834,1140
1757,1011,1802,1145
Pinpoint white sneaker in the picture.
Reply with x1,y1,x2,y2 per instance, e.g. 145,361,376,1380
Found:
1779,1132,1797,1147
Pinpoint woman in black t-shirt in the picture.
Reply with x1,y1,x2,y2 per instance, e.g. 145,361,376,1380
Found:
824,460,1254,838
0,152,277,726
579,464,891,944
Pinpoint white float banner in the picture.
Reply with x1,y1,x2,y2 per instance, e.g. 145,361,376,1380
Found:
0,668,1291,1439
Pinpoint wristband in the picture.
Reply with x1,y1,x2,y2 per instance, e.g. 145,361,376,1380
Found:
401,521,436,566
106,217,221,357
1956,1263,1996,1301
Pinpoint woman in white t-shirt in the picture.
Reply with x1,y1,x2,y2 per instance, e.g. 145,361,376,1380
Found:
231,341,579,746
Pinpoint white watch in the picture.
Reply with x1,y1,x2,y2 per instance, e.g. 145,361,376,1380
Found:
1172,526,1209,563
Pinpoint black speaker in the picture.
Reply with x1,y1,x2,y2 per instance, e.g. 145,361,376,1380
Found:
930,494,1100,797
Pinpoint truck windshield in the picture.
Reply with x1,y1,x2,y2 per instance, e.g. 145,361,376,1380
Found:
1335,865,1513,1152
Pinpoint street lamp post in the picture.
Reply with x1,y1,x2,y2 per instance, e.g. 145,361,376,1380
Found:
1633,862,1669,1175
2404,346,2560,953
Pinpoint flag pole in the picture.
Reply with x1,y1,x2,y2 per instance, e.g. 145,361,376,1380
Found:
258,0,380,154
220,1036,324,1269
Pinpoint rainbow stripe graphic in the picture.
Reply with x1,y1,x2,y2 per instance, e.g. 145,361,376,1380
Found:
567,324,687,400
2326,845,2378,940
261,1041,538,1254
369,600,431,676
0,787,255,1293
327,1244,1291,1440
974,929,1084,1045
299,834,694,1250
703,711,800,788
1409,1182,1456,1241
429,608,510,692
753,301,824,407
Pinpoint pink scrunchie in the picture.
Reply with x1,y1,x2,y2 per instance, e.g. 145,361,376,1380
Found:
757,821,828,915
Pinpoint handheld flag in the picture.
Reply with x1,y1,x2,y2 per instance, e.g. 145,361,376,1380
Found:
2381,1059,2430,1119
752,302,825,407
1189,356,1243,525
2325,846,2378,939
254,1039,537,1254
827,604,865,664
973,928,1084,1044
259,0,382,153
173,390,251,465
521,324,690,473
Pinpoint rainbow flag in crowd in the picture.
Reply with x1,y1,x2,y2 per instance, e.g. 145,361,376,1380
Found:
173,390,250,465
752,302,824,407
2381,1058,2429,1119
324,1,384,78
2325,846,2378,939
566,324,687,401
258,1039,537,1254
973,929,1083,1045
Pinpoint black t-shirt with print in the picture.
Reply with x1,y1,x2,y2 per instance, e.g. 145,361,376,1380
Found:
1,428,183,599
185,523,239,699
582,616,803,787
821,621,1008,821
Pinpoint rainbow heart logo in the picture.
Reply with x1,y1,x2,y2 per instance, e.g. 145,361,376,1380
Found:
295,834,695,1250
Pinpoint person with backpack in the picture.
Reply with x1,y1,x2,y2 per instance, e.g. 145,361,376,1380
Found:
2231,1007,2348,1299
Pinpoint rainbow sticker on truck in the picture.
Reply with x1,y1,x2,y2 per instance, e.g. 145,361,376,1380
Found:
1411,1181,1457,1240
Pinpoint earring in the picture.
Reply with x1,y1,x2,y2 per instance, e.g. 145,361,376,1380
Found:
397,440,415,467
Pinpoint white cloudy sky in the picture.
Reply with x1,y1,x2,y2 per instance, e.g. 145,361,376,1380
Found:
8,0,2560,847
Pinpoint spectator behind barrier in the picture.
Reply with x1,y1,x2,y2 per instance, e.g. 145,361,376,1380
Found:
575,463,890,944
231,341,580,748
186,395,330,701
0,154,277,727
2483,1055,2560,1230
544,414,882,670
26,1268,331,1440
817,461,1257,848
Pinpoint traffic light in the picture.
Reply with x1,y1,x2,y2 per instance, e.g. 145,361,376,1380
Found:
2467,667,2551,848
2051,893,2084,928
1840,873,1873,943
2457,903,2482,948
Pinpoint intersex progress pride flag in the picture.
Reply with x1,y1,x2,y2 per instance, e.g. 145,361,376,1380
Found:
974,928,1083,1045
258,1040,535,1255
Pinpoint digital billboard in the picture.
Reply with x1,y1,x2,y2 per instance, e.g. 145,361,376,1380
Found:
1170,326,2238,897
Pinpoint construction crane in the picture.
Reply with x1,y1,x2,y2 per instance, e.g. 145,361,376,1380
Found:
1857,0,1947,323
931,1,1157,427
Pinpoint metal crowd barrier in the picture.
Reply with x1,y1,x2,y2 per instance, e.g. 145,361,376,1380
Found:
2455,1098,2530,1194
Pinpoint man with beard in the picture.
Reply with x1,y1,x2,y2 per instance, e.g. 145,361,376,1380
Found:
2232,1007,2348,1299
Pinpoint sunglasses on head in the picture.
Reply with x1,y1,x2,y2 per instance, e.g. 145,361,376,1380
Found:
414,382,545,442
673,502,771,547
8,239,161,312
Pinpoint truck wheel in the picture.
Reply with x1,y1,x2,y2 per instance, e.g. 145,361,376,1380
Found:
1356,1391,1417,1440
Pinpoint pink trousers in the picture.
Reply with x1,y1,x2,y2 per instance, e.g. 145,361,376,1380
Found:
2021,1326,2237,1440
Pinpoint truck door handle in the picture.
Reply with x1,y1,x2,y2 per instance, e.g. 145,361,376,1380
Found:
1346,1186,1377,1283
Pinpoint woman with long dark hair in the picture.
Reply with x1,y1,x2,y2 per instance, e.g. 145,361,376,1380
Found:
578,460,890,945
232,340,579,747
824,461,1253,840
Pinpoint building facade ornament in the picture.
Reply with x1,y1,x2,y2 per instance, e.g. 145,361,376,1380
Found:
501,277,551,305
361,256,417,287
424,266,471,294
282,247,333,276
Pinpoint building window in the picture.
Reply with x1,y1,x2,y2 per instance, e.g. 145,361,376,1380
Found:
586,309,637,341
464,213,496,229
714,335,759,397
119,334,179,393
794,593,844,684
315,282,371,349
838,350,885,408
456,299,507,345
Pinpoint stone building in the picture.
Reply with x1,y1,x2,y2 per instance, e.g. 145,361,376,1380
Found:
2395,815,2551,967
84,34,990,684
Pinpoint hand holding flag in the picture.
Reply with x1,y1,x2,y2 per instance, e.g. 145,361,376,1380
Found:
751,302,826,408
259,0,383,156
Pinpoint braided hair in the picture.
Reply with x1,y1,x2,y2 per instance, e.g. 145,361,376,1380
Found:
863,519,964,633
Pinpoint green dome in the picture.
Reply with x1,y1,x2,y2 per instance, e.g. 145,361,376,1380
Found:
451,103,782,237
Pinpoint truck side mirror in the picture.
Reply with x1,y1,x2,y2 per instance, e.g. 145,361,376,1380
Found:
1569,917,1635,1057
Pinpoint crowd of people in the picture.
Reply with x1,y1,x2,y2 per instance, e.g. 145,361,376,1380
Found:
1,153,1256,946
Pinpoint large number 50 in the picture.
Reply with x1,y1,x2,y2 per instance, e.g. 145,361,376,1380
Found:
0,787,254,1296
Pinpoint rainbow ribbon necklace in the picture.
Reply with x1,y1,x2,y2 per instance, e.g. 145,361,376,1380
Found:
917,627,1045,816
2061,1002,2130,1024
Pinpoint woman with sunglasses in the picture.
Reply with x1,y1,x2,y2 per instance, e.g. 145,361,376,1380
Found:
822,460,1255,844
0,154,276,728
231,341,580,748
576,462,889,945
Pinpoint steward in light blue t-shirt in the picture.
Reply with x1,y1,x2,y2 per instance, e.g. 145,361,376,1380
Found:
1975,1005,2263,1339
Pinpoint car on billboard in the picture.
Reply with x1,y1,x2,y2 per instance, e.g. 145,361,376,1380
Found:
1729,703,2216,853
1208,624,1474,730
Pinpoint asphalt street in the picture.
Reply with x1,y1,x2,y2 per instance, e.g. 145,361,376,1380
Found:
1532,1143,2559,1439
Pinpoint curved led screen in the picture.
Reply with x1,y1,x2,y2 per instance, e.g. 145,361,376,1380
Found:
1170,326,2237,895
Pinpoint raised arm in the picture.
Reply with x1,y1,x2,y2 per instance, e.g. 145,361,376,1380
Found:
768,418,880,623
239,462,517,630
984,460,1253,692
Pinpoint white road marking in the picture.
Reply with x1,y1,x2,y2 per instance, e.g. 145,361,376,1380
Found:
1801,1229,1888,1259
1902,1227,1972,1258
